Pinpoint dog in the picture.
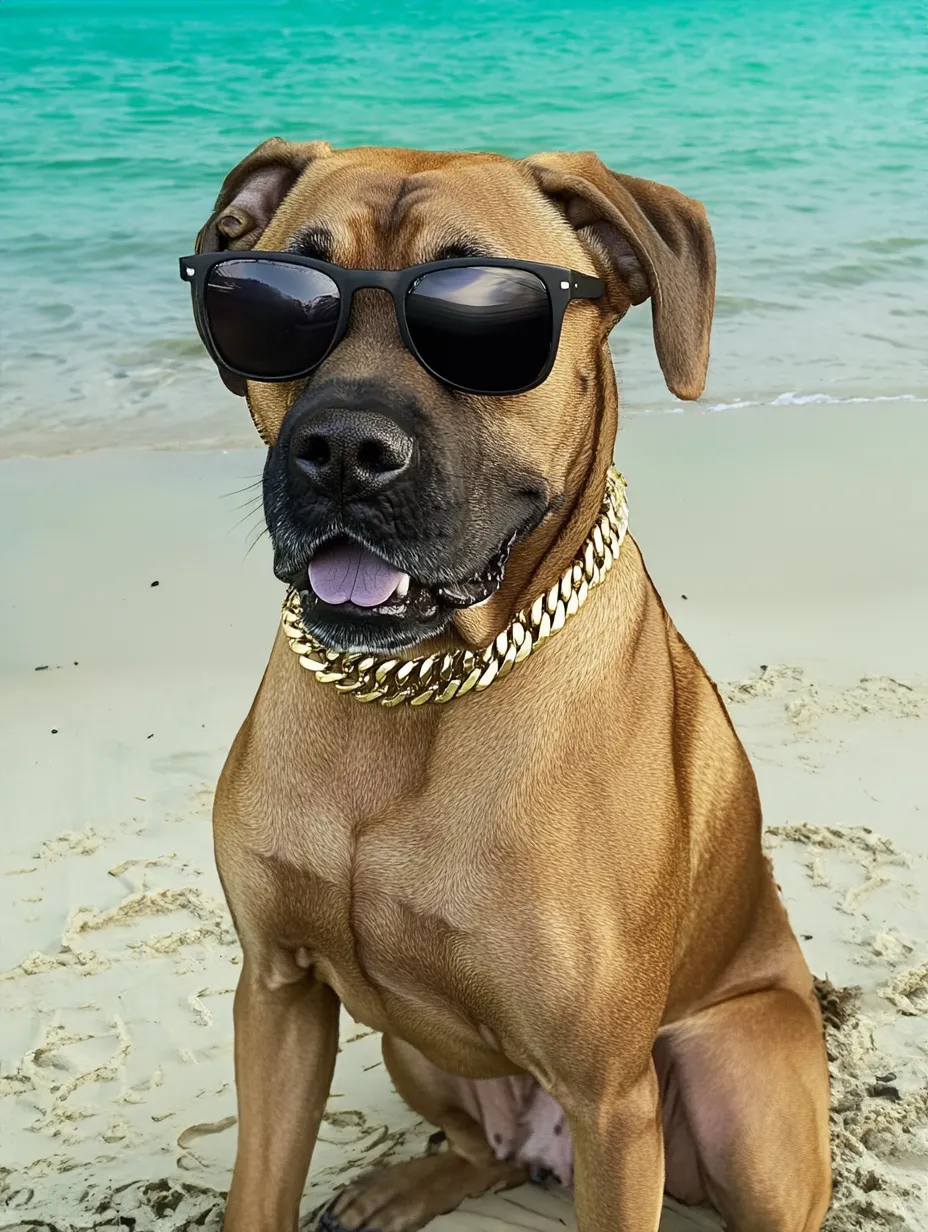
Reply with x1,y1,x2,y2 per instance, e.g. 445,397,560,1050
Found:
187,139,832,1231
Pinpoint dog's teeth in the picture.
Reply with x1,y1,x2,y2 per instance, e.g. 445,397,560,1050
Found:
394,574,411,600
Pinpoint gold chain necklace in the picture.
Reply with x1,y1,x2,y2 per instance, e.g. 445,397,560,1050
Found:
282,467,628,707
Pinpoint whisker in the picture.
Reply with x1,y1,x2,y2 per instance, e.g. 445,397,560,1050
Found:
244,526,270,560
230,493,264,513
220,478,263,499
229,507,267,535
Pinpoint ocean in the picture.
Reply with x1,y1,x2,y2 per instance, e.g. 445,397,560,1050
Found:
1,0,925,456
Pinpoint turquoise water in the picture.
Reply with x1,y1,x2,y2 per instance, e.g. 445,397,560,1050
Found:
1,0,925,455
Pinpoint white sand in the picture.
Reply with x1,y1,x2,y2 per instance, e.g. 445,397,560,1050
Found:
1,401,926,1230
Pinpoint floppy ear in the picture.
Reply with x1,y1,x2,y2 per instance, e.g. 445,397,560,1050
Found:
194,137,332,395
523,151,715,400
195,136,333,255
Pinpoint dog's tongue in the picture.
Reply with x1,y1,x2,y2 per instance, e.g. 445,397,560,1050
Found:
308,541,407,608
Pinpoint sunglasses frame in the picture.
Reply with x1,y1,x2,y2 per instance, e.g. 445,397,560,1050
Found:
179,252,604,396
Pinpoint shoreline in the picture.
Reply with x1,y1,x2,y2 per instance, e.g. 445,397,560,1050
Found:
2,385,925,463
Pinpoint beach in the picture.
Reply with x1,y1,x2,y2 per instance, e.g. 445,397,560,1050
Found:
2,0,927,1226
1,400,926,1230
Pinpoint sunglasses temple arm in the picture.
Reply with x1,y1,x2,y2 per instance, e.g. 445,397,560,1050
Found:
570,270,606,300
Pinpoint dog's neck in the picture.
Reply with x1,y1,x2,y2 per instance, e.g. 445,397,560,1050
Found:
454,386,619,650
453,457,615,650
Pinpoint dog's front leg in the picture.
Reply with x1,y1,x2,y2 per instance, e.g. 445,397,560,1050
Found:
223,953,340,1232
569,1060,665,1232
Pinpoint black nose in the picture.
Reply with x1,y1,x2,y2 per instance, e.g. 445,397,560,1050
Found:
289,408,415,500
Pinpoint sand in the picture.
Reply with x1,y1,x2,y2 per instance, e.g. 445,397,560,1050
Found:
1,400,926,1230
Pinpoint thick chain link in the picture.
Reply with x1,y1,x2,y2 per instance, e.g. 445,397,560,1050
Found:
282,468,628,707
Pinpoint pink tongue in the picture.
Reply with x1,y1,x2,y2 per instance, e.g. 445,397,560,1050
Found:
308,541,406,608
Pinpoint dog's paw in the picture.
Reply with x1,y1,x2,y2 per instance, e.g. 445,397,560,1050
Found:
317,1196,362,1232
317,1156,469,1232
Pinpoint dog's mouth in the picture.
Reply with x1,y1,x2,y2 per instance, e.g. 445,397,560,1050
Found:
291,535,513,642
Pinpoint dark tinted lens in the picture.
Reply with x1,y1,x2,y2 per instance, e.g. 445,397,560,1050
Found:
203,260,340,378
405,266,552,392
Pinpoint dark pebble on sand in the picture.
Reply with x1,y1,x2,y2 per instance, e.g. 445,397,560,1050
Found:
147,733,154,739
150,580,160,587
35,665,49,671
867,1083,902,1102
51,729,58,734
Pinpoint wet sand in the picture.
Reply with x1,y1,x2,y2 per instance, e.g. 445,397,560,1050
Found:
1,400,926,1230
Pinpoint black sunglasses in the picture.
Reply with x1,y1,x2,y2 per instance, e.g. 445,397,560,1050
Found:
179,253,604,396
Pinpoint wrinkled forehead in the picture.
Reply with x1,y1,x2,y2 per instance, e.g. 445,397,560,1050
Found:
260,148,579,267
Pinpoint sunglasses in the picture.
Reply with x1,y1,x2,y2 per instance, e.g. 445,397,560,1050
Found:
179,253,604,396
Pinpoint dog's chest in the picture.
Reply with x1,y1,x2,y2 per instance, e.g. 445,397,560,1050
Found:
292,809,522,1074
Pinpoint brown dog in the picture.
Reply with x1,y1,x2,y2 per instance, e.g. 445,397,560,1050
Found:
195,139,832,1232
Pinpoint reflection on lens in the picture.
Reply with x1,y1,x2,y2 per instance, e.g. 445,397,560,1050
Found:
205,260,341,378
406,266,551,392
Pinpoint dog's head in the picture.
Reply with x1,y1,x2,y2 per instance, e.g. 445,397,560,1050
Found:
193,140,714,653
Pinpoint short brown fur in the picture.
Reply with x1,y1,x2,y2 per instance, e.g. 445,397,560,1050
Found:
203,141,831,1232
